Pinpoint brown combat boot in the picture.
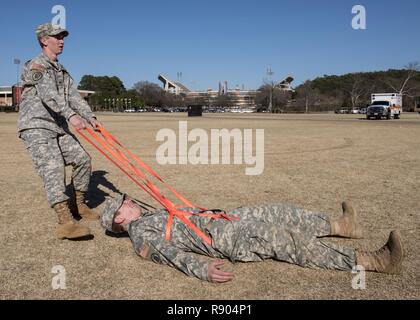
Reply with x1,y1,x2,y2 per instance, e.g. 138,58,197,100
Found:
54,201,92,239
330,201,363,238
75,191,99,220
355,230,404,274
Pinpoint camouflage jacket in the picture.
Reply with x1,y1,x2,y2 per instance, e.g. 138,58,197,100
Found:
128,208,227,282
18,52,96,134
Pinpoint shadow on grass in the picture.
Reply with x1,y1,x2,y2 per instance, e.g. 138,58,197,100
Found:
66,170,156,220
68,234,95,241
66,170,121,218
105,230,130,238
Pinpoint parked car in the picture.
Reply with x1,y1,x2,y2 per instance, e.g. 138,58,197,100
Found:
335,108,350,114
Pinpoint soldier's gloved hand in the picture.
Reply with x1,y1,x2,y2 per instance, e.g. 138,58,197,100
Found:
69,114,86,130
207,260,234,283
89,118,102,132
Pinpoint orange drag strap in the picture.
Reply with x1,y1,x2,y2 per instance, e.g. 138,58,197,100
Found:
99,126,201,210
76,126,239,246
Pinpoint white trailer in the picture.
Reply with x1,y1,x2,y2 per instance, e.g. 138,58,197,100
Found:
367,93,402,120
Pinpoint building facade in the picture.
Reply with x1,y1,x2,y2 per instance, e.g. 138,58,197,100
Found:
0,87,13,106
158,74,293,111
0,86,95,108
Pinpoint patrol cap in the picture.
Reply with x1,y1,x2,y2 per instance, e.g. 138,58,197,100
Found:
36,23,69,39
100,193,126,233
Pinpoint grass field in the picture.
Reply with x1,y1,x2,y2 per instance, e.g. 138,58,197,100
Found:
0,112,419,299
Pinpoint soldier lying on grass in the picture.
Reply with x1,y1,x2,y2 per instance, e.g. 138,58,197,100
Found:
101,194,404,283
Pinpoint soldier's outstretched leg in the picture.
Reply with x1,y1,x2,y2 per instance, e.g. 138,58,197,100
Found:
230,202,363,239
230,203,331,238
215,221,402,273
20,129,69,207
59,133,99,220
211,220,356,271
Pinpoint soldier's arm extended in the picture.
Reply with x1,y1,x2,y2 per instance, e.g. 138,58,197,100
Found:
23,63,76,120
67,76,97,122
136,239,211,281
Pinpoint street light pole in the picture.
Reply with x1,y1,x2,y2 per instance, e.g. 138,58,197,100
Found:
13,58,21,87
13,58,21,109
267,68,274,113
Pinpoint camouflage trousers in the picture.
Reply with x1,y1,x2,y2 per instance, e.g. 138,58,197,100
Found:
20,129,91,207
209,204,356,271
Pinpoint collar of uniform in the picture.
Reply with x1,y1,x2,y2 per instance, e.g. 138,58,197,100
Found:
127,217,142,235
126,208,156,232
39,52,63,71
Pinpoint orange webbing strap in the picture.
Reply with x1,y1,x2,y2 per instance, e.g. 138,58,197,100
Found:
77,128,166,207
164,208,240,245
76,126,239,246
99,126,202,210
82,128,177,210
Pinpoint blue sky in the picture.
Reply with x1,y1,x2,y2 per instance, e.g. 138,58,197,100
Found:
1,0,419,91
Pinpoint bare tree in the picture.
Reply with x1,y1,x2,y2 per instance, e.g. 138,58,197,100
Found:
133,81,166,107
256,83,291,112
385,62,420,97
297,80,319,113
272,89,290,113
344,75,368,109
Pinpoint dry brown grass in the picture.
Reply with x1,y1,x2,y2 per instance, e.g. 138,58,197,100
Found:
0,112,419,299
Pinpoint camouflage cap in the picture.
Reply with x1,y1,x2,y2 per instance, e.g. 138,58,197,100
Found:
100,193,126,233
35,23,69,39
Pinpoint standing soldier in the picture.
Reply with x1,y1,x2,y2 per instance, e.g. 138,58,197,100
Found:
18,23,100,239
100,194,404,283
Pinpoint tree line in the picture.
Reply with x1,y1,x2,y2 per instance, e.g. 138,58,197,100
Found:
78,76,187,111
292,62,420,112
78,63,420,112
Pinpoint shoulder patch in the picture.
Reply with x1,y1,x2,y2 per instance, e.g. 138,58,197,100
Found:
31,70,44,82
136,243,163,264
30,63,45,71
151,253,162,264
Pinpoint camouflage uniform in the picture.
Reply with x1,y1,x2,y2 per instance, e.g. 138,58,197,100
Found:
18,29,96,207
101,195,357,282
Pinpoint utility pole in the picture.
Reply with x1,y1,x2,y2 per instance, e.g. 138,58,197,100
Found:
176,72,183,95
13,58,21,86
13,58,21,110
267,68,274,113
